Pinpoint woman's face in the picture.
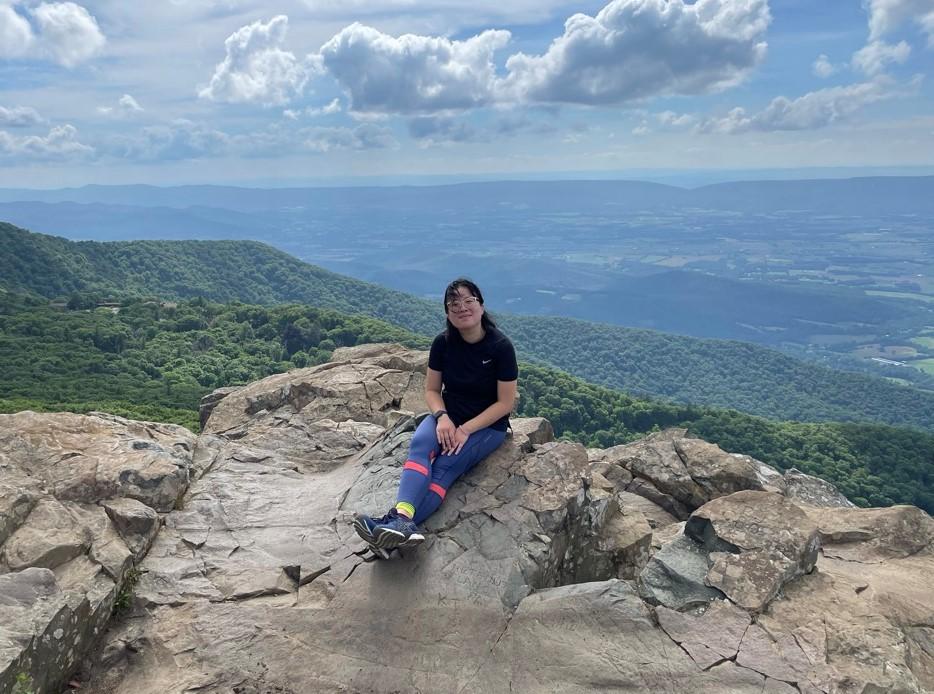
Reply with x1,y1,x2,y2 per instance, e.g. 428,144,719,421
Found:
446,286,484,332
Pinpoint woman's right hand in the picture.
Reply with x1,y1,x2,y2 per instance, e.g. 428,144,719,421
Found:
436,414,457,454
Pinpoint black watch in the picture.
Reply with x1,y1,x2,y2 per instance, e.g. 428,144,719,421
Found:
433,409,448,420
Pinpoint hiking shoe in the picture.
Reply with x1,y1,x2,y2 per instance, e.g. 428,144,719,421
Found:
353,509,424,550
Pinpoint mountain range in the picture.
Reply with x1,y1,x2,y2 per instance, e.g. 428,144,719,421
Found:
2,176,934,215
2,178,931,383
3,221,933,432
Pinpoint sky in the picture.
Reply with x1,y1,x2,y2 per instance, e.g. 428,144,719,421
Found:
0,0,933,187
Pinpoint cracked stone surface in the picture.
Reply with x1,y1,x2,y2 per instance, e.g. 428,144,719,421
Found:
685,491,821,612
801,503,934,562
0,411,198,694
656,600,752,669
3,345,934,694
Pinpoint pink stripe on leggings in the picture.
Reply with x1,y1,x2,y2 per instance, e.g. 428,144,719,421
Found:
403,460,430,476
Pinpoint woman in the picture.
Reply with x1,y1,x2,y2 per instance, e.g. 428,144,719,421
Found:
353,278,518,552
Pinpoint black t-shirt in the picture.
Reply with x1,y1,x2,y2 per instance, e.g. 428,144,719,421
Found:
428,327,518,431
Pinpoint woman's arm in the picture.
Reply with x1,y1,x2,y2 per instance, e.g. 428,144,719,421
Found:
424,367,446,414
460,379,518,434
426,367,457,453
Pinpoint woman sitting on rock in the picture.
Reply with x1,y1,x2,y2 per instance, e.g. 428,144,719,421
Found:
354,278,518,552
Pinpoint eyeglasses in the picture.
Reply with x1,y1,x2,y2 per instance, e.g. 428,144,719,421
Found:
446,296,480,310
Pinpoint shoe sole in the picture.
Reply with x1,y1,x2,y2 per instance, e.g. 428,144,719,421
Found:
352,516,425,551
394,531,426,549
372,527,426,549
367,547,393,561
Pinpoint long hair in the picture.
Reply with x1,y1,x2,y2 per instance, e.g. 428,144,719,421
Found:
443,277,496,341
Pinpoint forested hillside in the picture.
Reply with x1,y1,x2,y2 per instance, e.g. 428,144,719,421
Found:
501,317,934,427
3,222,933,431
1,292,931,513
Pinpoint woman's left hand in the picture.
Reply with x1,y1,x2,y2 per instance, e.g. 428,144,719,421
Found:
452,426,470,455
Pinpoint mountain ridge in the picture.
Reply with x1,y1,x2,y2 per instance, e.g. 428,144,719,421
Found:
4,221,933,431
1,175,933,214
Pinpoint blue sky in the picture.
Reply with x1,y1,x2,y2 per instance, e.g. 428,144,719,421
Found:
0,0,932,186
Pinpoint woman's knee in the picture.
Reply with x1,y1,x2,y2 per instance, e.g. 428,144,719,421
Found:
471,428,507,460
408,416,440,460
432,428,506,486
457,429,506,466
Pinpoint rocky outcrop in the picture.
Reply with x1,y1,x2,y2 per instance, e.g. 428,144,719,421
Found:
1,344,932,694
685,491,821,612
0,412,199,694
589,429,789,520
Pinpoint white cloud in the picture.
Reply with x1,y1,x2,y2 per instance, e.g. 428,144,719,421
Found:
113,119,231,160
319,22,510,114
629,110,698,134
0,105,44,127
301,123,397,152
499,0,770,106
852,39,911,75
493,115,558,137
282,98,341,119
657,110,695,128
812,54,838,78
199,15,316,107
0,124,93,160
0,2,104,67
98,93,144,117
315,98,341,115
315,0,770,115
108,120,313,161
865,0,934,45
699,76,920,133
119,94,143,112
408,116,478,144
297,0,584,28
0,5,34,58
31,2,106,68
108,117,392,162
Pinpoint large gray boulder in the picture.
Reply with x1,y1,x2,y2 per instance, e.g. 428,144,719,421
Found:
685,491,821,612
0,411,195,512
2,344,932,694
639,533,727,610
588,429,787,521
0,412,199,694
752,504,934,694
202,342,428,436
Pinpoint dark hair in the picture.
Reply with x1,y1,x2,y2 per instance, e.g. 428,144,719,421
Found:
443,277,496,340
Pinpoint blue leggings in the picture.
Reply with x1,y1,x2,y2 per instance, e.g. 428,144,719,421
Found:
397,416,507,524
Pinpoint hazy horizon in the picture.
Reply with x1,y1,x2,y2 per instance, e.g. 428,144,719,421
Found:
2,165,934,192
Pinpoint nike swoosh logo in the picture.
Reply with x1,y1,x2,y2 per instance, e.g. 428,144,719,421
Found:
482,359,492,364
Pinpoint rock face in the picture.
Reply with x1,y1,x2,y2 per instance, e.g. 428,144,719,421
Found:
685,491,821,612
0,412,198,694
1,344,932,694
